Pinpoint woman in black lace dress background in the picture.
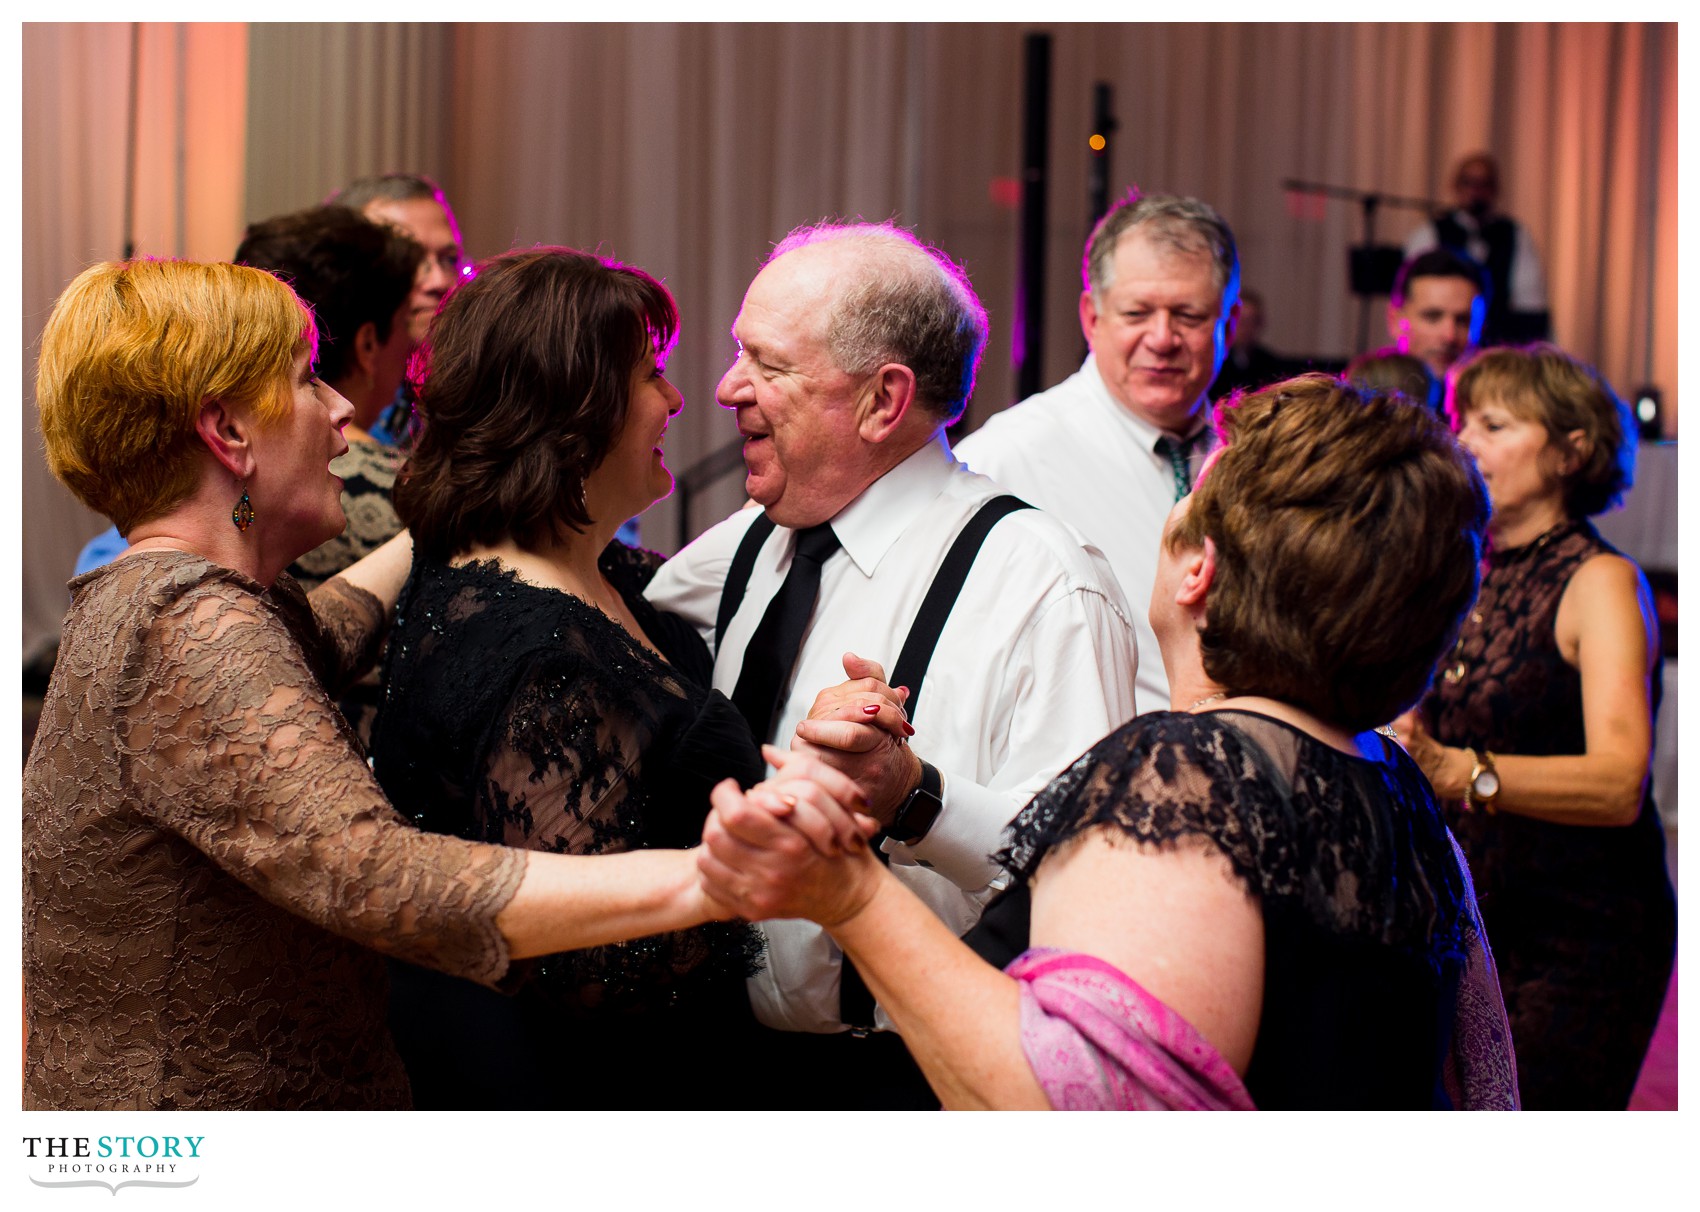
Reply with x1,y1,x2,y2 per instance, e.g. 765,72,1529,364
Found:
370,248,875,1108
1395,345,1675,1108
698,376,1519,1109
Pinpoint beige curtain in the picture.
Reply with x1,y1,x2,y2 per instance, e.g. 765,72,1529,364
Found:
21,22,247,664
20,21,1676,666
242,23,454,221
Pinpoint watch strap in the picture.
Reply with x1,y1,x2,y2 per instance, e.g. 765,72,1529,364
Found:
887,760,943,844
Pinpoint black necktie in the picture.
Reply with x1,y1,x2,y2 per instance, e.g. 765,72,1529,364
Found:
1154,431,1208,501
730,522,842,743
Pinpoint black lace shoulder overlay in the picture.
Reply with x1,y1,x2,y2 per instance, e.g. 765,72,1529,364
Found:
997,710,1466,955
372,550,765,1017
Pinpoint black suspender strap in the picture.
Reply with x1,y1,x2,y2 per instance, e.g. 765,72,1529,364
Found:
841,492,1032,1032
886,494,1032,719
714,512,777,653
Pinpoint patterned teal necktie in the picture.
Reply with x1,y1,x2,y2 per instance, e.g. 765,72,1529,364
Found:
1154,431,1207,502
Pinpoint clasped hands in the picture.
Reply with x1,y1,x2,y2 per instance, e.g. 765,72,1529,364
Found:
696,653,914,926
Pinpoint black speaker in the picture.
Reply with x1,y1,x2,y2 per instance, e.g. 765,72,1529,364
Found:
1349,244,1405,297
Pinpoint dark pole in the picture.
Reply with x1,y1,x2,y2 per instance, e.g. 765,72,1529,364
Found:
122,22,141,260
1355,194,1380,355
1087,82,1116,230
1014,32,1052,403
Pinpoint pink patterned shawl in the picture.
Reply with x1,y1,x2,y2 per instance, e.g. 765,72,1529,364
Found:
1008,947,1255,1110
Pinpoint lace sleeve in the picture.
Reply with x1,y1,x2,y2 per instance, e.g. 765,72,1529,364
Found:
282,573,388,697
127,581,526,986
997,714,1273,891
599,539,666,590
1000,712,1466,954
477,652,763,1008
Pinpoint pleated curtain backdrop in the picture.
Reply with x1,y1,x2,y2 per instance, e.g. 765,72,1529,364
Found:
20,21,1677,668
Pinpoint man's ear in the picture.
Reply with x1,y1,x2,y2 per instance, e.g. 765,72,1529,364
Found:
195,398,258,481
857,363,919,443
1222,299,1241,350
352,320,381,381
1386,300,1404,344
1078,290,1100,348
1175,536,1218,609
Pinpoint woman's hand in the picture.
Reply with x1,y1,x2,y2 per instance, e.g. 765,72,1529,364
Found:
1390,710,1471,800
790,653,924,824
754,745,881,856
793,651,913,749
698,759,886,926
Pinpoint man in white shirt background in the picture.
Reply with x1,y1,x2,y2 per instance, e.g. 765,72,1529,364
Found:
1402,151,1550,345
955,191,1241,713
646,221,1139,1107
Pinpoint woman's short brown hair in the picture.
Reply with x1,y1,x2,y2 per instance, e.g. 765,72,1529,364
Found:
36,259,314,533
1173,374,1490,731
1447,343,1634,518
396,247,678,560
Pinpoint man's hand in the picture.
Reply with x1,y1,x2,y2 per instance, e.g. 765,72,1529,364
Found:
793,652,925,826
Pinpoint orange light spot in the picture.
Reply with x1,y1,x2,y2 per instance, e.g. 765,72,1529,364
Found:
1088,134,1106,152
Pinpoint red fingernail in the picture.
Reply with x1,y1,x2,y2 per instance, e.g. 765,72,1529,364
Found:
862,704,881,716
902,722,916,736
897,686,911,698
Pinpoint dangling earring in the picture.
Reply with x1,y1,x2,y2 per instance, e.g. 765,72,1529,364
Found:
232,481,255,532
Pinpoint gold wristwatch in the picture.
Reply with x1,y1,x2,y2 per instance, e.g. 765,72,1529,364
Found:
1463,748,1501,814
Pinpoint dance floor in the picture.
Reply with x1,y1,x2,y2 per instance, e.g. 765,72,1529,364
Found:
1628,962,1677,1109
16,694,1682,1110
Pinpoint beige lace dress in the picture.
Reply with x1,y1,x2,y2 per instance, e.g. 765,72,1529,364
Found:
22,550,528,1109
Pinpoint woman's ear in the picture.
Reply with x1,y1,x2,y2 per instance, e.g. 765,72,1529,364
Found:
195,398,258,480
1175,536,1218,608
1560,427,1592,476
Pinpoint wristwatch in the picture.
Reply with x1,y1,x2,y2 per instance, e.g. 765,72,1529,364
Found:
1463,748,1500,814
886,760,944,844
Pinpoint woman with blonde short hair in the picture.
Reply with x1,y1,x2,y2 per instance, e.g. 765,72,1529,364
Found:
24,259,862,1110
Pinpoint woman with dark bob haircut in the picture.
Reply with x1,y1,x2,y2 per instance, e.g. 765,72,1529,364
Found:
24,259,860,1110
371,247,872,1108
1395,343,1675,1108
691,374,1521,1109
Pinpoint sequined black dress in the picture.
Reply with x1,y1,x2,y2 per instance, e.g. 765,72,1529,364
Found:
1422,519,1675,1109
370,542,767,1108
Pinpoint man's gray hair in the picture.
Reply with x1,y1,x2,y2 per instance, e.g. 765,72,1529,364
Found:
1082,189,1240,306
768,221,988,424
329,172,457,224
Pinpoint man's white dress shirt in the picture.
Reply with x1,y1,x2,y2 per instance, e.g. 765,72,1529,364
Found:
954,356,1215,713
646,434,1139,1033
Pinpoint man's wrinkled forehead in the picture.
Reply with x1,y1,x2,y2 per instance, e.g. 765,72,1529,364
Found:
737,251,838,346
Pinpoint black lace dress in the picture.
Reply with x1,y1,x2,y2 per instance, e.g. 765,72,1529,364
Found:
1422,519,1676,1109
369,542,767,1108
967,710,1490,1109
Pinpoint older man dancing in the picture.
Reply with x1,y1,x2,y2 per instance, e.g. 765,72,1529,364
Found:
647,222,1139,1107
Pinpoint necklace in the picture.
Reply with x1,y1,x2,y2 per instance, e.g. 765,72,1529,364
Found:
1187,692,1227,711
